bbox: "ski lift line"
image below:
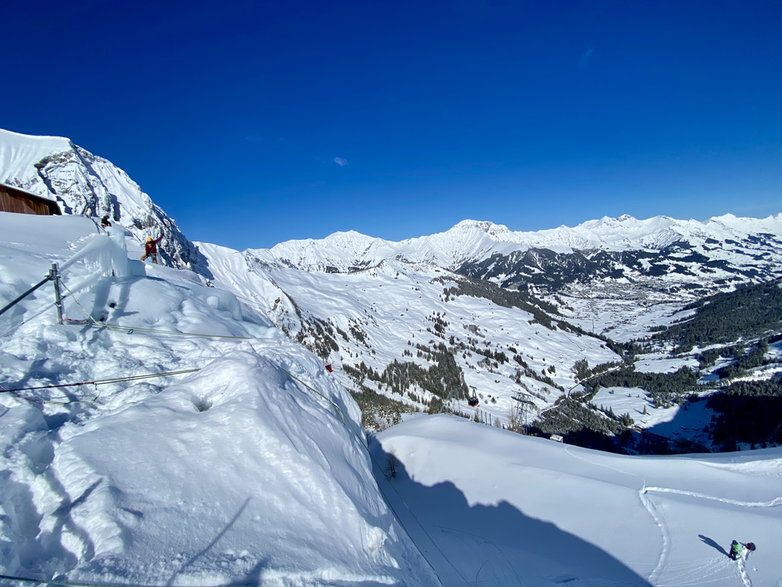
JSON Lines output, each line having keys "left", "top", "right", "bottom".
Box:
{"left": 0, "top": 368, "right": 201, "bottom": 395}
{"left": 279, "top": 367, "right": 355, "bottom": 430}
{"left": 64, "top": 319, "right": 254, "bottom": 340}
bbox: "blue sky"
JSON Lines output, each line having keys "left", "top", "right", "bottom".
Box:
{"left": 3, "top": 0, "right": 781, "bottom": 249}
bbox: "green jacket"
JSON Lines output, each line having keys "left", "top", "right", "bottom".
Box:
{"left": 730, "top": 541, "right": 743, "bottom": 556}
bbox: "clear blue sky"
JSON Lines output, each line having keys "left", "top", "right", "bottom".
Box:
{"left": 3, "top": 0, "right": 781, "bottom": 249}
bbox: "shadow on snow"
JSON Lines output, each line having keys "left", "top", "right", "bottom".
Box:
{"left": 371, "top": 438, "right": 650, "bottom": 586}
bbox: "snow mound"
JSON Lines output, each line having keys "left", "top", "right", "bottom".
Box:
{"left": 0, "top": 212, "right": 435, "bottom": 586}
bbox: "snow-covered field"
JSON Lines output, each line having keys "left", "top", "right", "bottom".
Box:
{"left": 2, "top": 212, "right": 781, "bottom": 586}
{"left": 375, "top": 415, "right": 782, "bottom": 587}
{"left": 634, "top": 354, "right": 700, "bottom": 374}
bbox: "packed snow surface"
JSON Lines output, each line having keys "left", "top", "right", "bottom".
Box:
{"left": 375, "top": 415, "right": 782, "bottom": 586}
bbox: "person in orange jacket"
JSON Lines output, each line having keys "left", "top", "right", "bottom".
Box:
{"left": 141, "top": 235, "right": 164, "bottom": 263}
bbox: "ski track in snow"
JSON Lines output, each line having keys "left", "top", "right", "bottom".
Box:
{"left": 736, "top": 557, "right": 753, "bottom": 587}
{"left": 638, "top": 485, "right": 777, "bottom": 587}
{"left": 639, "top": 487, "right": 669, "bottom": 585}
{"left": 565, "top": 443, "right": 777, "bottom": 586}
{"left": 643, "top": 487, "right": 782, "bottom": 509}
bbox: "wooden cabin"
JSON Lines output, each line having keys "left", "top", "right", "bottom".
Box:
{"left": 0, "top": 183, "right": 61, "bottom": 216}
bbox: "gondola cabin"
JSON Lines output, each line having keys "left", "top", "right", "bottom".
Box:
{"left": 467, "top": 396, "right": 479, "bottom": 407}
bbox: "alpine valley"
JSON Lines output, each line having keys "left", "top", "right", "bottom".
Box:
{"left": 3, "top": 127, "right": 782, "bottom": 455}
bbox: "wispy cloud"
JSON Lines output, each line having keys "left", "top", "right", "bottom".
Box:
{"left": 578, "top": 48, "right": 594, "bottom": 67}
{"left": 333, "top": 157, "right": 348, "bottom": 167}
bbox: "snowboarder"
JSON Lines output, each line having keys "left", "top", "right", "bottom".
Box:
{"left": 141, "top": 235, "right": 164, "bottom": 264}
{"left": 100, "top": 215, "right": 111, "bottom": 228}
{"left": 728, "top": 540, "right": 756, "bottom": 560}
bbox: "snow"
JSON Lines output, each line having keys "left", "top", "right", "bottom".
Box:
{"left": 589, "top": 386, "right": 715, "bottom": 439}
{"left": 200, "top": 247, "right": 620, "bottom": 425}
{"left": 1, "top": 206, "right": 781, "bottom": 585}
{"left": 0, "top": 129, "right": 72, "bottom": 190}
{"left": 245, "top": 211, "right": 782, "bottom": 274}
{"left": 634, "top": 354, "right": 699, "bottom": 374}
{"left": 0, "top": 212, "right": 434, "bottom": 586}
{"left": 0, "top": 128, "right": 207, "bottom": 272}
{"left": 375, "top": 415, "right": 782, "bottom": 586}
{"left": 592, "top": 387, "right": 663, "bottom": 421}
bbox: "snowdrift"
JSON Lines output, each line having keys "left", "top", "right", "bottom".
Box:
{"left": 0, "top": 213, "right": 435, "bottom": 586}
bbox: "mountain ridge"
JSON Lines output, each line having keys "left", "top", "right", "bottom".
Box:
{"left": 246, "top": 212, "right": 782, "bottom": 275}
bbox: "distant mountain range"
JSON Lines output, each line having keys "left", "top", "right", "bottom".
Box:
{"left": 3, "top": 127, "right": 781, "bottom": 452}
{"left": 253, "top": 214, "right": 782, "bottom": 274}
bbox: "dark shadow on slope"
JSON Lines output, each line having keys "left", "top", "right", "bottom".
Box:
{"left": 640, "top": 395, "right": 713, "bottom": 454}
{"left": 698, "top": 534, "right": 728, "bottom": 557}
{"left": 371, "top": 439, "right": 650, "bottom": 586}
{"left": 88, "top": 275, "right": 140, "bottom": 323}
{"left": 165, "top": 497, "right": 252, "bottom": 586}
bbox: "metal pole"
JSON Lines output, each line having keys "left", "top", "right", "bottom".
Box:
{"left": 0, "top": 273, "right": 52, "bottom": 318}
{"left": 50, "top": 263, "right": 63, "bottom": 324}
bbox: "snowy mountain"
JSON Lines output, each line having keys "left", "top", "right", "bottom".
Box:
{"left": 2, "top": 129, "right": 782, "bottom": 584}
{"left": 0, "top": 129, "right": 210, "bottom": 276}
{"left": 198, "top": 211, "right": 782, "bottom": 447}
{"left": 246, "top": 214, "right": 782, "bottom": 344}
{"left": 1, "top": 213, "right": 780, "bottom": 586}
{"left": 251, "top": 214, "right": 782, "bottom": 278}
{"left": 202, "top": 240, "right": 622, "bottom": 430}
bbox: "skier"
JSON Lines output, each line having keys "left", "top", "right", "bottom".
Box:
{"left": 728, "top": 540, "right": 756, "bottom": 560}
{"left": 100, "top": 215, "right": 111, "bottom": 229}
{"left": 141, "top": 235, "right": 164, "bottom": 264}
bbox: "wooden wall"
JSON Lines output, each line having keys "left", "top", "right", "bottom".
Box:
{"left": 0, "top": 185, "right": 60, "bottom": 215}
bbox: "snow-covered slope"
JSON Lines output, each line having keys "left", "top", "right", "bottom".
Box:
{"left": 243, "top": 214, "right": 782, "bottom": 344}
{"left": 201, "top": 242, "right": 621, "bottom": 430}
{"left": 375, "top": 414, "right": 782, "bottom": 586}
{"left": 0, "top": 128, "right": 210, "bottom": 275}
{"left": 0, "top": 213, "right": 435, "bottom": 585}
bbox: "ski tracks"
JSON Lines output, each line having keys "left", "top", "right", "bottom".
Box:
{"left": 638, "top": 486, "right": 668, "bottom": 585}
{"left": 643, "top": 486, "right": 782, "bottom": 509}
{"left": 639, "top": 486, "right": 776, "bottom": 586}
{"left": 736, "top": 557, "right": 753, "bottom": 587}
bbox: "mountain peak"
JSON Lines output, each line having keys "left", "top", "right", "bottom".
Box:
{"left": 451, "top": 219, "right": 510, "bottom": 235}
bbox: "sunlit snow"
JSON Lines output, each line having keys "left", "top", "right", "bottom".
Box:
{"left": 1, "top": 212, "right": 780, "bottom": 586}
